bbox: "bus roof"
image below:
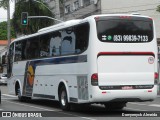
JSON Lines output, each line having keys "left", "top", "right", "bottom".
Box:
{"left": 85, "top": 13, "right": 152, "bottom": 20}
{"left": 11, "top": 14, "right": 152, "bottom": 44}
{"left": 38, "top": 19, "right": 82, "bottom": 33}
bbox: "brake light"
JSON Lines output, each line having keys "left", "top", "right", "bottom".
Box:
{"left": 91, "top": 73, "right": 98, "bottom": 86}
{"left": 154, "top": 72, "right": 158, "bottom": 79}
{"left": 154, "top": 72, "right": 158, "bottom": 84}
{"left": 120, "top": 16, "right": 131, "bottom": 19}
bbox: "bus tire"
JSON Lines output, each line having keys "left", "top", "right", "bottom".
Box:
{"left": 59, "top": 86, "right": 70, "bottom": 111}
{"left": 17, "top": 88, "right": 29, "bottom": 102}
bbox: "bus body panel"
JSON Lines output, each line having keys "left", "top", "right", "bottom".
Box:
{"left": 97, "top": 55, "right": 155, "bottom": 86}
{"left": 87, "top": 14, "right": 158, "bottom": 103}
{"left": 32, "top": 60, "right": 88, "bottom": 101}
{"left": 90, "top": 85, "right": 157, "bottom": 102}
{"left": 8, "top": 61, "right": 27, "bottom": 95}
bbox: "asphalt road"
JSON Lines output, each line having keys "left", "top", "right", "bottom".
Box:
{"left": 0, "top": 85, "right": 160, "bottom": 120}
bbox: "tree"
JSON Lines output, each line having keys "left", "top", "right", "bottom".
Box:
{"left": 0, "top": 21, "right": 16, "bottom": 40}
{"left": 157, "top": 5, "right": 160, "bottom": 12}
{"left": 0, "top": 0, "right": 7, "bottom": 9}
{"left": 12, "top": 0, "right": 54, "bottom": 35}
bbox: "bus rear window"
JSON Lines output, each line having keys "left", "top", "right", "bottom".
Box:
{"left": 96, "top": 16, "right": 153, "bottom": 43}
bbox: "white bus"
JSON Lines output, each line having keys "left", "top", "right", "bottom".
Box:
{"left": 7, "top": 14, "right": 158, "bottom": 110}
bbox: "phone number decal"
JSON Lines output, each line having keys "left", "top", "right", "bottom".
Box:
{"left": 113, "top": 35, "right": 148, "bottom": 42}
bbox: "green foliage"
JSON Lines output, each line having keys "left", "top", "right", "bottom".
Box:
{"left": 12, "top": 0, "right": 54, "bottom": 35}
{"left": 157, "top": 5, "right": 160, "bottom": 12}
{"left": 0, "top": 0, "right": 8, "bottom": 9}
{"left": 0, "top": 21, "right": 16, "bottom": 40}
{"left": 0, "top": 0, "right": 13, "bottom": 9}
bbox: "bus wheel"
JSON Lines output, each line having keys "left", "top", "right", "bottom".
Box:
{"left": 59, "top": 86, "right": 70, "bottom": 111}
{"left": 17, "top": 88, "right": 26, "bottom": 102}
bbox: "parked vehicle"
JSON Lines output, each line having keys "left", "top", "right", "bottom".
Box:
{"left": 0, "top": 73, "right": 7, "bottom": 85}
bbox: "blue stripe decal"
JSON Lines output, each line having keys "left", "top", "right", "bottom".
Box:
{"left": 33, "top": 55, "right": 87, "bottom": 66}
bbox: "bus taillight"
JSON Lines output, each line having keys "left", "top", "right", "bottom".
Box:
{"left": 91, "top": 73, "right": 98, "bottom": 86}
{"left": 119, "top": 16, "right": 131, "bottom": 19}
{"left": 154, "top": 72, "right": 159, "bottom": 84}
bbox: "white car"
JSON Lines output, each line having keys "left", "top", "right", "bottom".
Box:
{"left": 0, "top": 73, "right": 7, "bottom": 85}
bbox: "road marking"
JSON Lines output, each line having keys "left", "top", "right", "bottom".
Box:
{"left": 2, "top": 94, "right": 17, "bottom": 98}
{"left": 3, "top": 100, "right": 96, "bottom": 120}
{"left": 129, "top": 102, "right": 160, "bottom": 108}
{"left": 2, "top": 98, "right": 17, "bottom": 100}
{"left": 125, "top": 107, "right": 147, "bottom": 111}
{"left": 4, "top": 100, "right": 56, "bottom": 111}
{"left": 128, "top": 102, "right": 147, "bottom": 106}
{"left": 149, "top": 104, "right": 160, "bottom": 107}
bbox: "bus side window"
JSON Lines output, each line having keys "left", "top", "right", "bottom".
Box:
{"left": 7, "top": 43, "right": 14, "bottom": 78}
{"left": 15, "top": 41, "right": 23, "bottom": 61}
{"left": 24, "top": 37, "right": 40, "bottom": 59}
{"left": 30, "top": 42, "right": 39, "bottom": 59}
{"left": 61, "top": 27, "right": 76, "bottom": 55}
{"left": 50, "top": 31, "right": 62, "bottom": 56}
{"left": 24, "top": 40, "right": 31, "bottom": 59}
{"left": 40, "top": 33, "right": 50, "bottom": 57}
{"left": 75, "top": 23, "right": 89, "bottom": 53}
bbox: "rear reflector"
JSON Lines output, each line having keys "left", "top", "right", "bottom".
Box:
{"left": 148, "top": 90, "right": 152, "bottom": 92}
{"left": 102, "top": 91, "right": 107, "bottom": 94}
{"left": 91, "top": 73, "right": 98, "bottom": 86}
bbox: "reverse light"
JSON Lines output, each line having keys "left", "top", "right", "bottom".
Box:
{"left": 91, "top": 73, "right": 98, "bottom": 86}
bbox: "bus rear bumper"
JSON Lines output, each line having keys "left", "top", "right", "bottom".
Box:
{"left": 90, "top": 85, "right": 157, "bottom": 103}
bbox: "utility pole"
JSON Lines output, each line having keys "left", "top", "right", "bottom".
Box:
{"left": 7, "top": 0, "right": 11, "bottom": 48}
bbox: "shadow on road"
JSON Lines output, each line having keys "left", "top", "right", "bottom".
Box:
{"left": 10, "top": 99, "right": 154, "bottom": 117}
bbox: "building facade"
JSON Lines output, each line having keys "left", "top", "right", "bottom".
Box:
{"left": 44, "top": 0, "right": 61, "bottom": 22}
{"left": 62, "top": 0, "right": 100, "bottom": 20}
{"left": 45, "top": 0, "right": 100, "bottom": 20}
